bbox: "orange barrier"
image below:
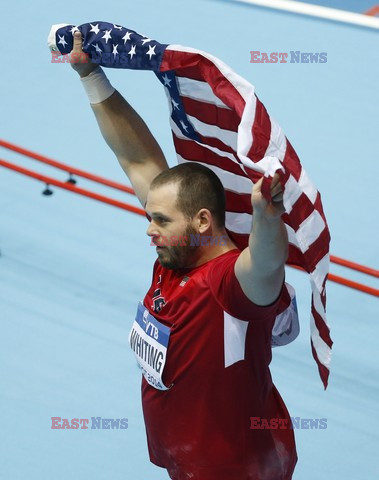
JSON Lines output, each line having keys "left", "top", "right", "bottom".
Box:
{"left": 289, "top": 265, "right": 378, "bottom": 297}
{"left": 2, "top": 139, "right": 379, "bottom": 278}
{"left": 0, "top": 139, "right": 134, "bottom": 195}
{"left": 365, "top": 5, "right": 379, "bottom": 16}
{"left": 329, "top": 255, "right": 378, "bottom": 278}
{"left": 0, "top": 158, "right": 144, "bottom": 216}
{"left": 1, "top": 141, "right": 378, "bottom": 297}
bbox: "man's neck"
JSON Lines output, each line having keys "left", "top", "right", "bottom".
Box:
{"left": 187, "top": 230, "right": 238, "bottom": 268}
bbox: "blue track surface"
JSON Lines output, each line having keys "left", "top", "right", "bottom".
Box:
{"left": 1, "top": 1, "right": 378, "bottom": 479}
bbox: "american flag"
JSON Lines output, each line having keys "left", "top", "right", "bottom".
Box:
{"left": 48, "top": 21, "right": 332, "bottom": 388}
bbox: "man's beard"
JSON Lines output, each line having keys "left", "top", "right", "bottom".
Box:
{"left": 156, "top": 223, "right": 199, "bottom": 270}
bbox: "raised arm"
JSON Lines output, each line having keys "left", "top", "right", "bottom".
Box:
{"left": 234, "top": 174, "right": 288, "bottom": 306}
{"left": 70, "top": 31, "right": 169, "bottom": 206}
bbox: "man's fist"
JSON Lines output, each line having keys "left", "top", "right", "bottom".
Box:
{"left": 251, "top": 173, "right": 285, "bottom": 220}
{"left": 70, "top": 31, "right": 98, "bottom": 78}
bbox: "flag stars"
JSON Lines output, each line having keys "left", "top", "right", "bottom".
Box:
{"left": 92, "top": 43, "right": 102, "bottom": 54}
{"left": 112, "top": 44, "right": 119, "bottom": 58}
{"left": 102, "top": 29, "right": 112, "bottom": 43}
{"left": 122, "top": 31, "right": 133, "bottom": 43}
{"left": 171, "top": 98, "right": 180, "bottom": 110}
{"left": 90, "top": 23, "right": 100, "bottom": 35}
{"left": 128, "top": 44, "right": 137, "bottom": 59}
{"left": 162, "top": 74, "right": 172, "bottom": 87}
{"left": 180, "top": 121, "right": 189, "bottom": 132}
{"left": 113, "top": 24, "right": 123, "bottom": 30}
{"left": 141, "top": 37, "right": 151, "bottom": 45}
{"left": 58, "top": 34, "right": 68, "bottom": 48}
{"left": 70, "top": 26, "right": 79, "bottom": 34}
{"left": 146, "top": 44, "right": 156, "bottom": 60}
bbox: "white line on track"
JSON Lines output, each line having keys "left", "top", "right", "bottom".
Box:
{"left": 232, "top": 0, "right": 379, "bottom": 29}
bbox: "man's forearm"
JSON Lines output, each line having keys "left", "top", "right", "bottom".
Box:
{"left": 249, "top": 214, "right": 288, "bottom": 276}
{"left": 90, "top": 90, "right": 167, "bottom": 170}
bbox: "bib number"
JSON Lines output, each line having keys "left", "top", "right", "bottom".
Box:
{"left": 129, "top": 302, "right": 172, "bottom": 391}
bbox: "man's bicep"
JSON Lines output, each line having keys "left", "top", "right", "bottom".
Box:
{"left": 234, "top": 247, "right": 285, "bottom": 307}
{"left": 209, "top": 252, "right": 283, "bottom": 322}
{"left": 121, "top": 159, "right": 169, "bottom": 207}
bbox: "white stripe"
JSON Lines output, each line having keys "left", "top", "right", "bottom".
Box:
{"left": 167, "top": 45, "right": 256, "bottom": 101}
{"left": 264, "top": 117, "right": 287, "bottom": 161}
{"left": 225, "top": 211, "right": 252, "bottom": 235}
{"left": 311, "top": 254, "right": 330, "bottom": 294}
{"left": 297, "top": 210, "right": 325, "bottom": 252}
{"left": 310, "top": 320, "right": 331, "bottom": 368}
{"left": 176, "top": 76, "right": 231, "bottom": 109}
{"left": 171, "top": 121, "right": 240, "bottom": 165}
{"left": 283, "top": 174, "right": 302, "bottom": 214}
{"left": 224, "top": 312, "right": 249, "bottom": 367}
{"left": 310, "top": 283, "right": 331, "bottom": 368}
{"left": 233, "top": 0, "right": 379, "bottom": 30}
{"left": 187, "top": 114, "right": 238, "bottom": 150}
{"left": 237, "top": 92, "right": 257, "bottom": 164}
{"left": 170, "top": 119, "right": 232, "bottom": 157}
{"left": 285, "top": 224, "right": 298, "bottom": 247}
{"left": 167, "top": 45, "right": 262, "bottom": 175}
{"left": 176, "top": 154, "right": 253, "bottom": 194}
{"left": 310, "top": 311, "right": 331, "bottom": 368}
{"left": 311, "top": 282, "right": 328, "bottom": 325}
{"left": 298, "top": 168, "right": 318, "bottom": 204}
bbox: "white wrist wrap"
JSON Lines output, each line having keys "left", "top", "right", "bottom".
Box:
{"left": 80, "top": 67, "right": 115, "bottom": 104}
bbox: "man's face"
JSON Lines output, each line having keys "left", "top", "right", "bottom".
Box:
{"left": 145, "top": 183, "right": 199, "bottom": 269}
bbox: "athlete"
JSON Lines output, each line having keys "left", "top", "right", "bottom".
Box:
{"left": 68, "top": 31, "right": 297, "bottom": 480}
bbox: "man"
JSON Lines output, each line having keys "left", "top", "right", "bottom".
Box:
{"left": 68, "top": 31, "right": 297, "bottom": 479}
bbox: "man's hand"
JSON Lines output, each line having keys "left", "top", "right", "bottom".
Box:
{"left": 70, "top": 31, "right": 98, "bottom": 78}
{"left": 251, "top": 173, "right": 285, "bottom": 220}
{"left": 235, "top": 172, "right": 288, "bottom": 306}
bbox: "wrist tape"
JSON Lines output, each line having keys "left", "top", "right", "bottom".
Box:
{"left": 80, "top": 67, "right": 115, "bottom": 104}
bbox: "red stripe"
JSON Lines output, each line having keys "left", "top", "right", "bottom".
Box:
{"left": 283, "top": 140, "right": 301, "bottom": 181}
{"left": 281, "top": 192, "right": 316, "bottom": 231}
{"left": 277, "top": 285, "right": 291, "bottom": 314}
{"left": 181, "top": 96, "right": 240, "bottom": 132}
{"left": 306, "top": 228, "right": 331, "bottom": 270}
{"left": 173, "top": 135, "right": 246, "bottom": 177}
{"left": 314, "top": 191, "right": 329, "bottom": 226}
{"left": 311, "top": 342, "right": 330, "bottom": 390}
{"left": 196, "top": 132, "right": 238, "bottom": 157}
{"left": 162, "top": 48, "right": 331, "bottom": 389}
{"left": 311, "top": 301, "right": 333, "bottom": 349}
{"left": 287, "top": 227, "right": 330, "bottom": 271}
{"left": 225, "top": 190, "right": 252, "bottom": 214}
{"left": 174, "top": 66, "right": 206, "bottom": 82}
{"left": 247, "top": 97, "right": 272, "bottom": 162}
{"left": 161, "top": 50, "right": 246, "bottom": 116}
{"left": 225, "top": 230, "right": 249, "bottom": 250}
{"left": 243, "top": 165, "right": 270, "bottom": 184}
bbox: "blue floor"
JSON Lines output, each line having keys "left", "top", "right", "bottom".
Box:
{"left": 1, "top": 1, "right": 378, "bottom": 479}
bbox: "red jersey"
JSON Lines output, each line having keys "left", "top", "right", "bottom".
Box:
{"left": 134, "top": 249, "right": 297, "bottom": 480}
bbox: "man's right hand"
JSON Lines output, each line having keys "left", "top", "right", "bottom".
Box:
{"left": 70, "top": 31, "right": 98, "bottom": 78}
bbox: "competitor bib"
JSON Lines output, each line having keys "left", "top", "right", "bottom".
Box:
{"left": 128, "top": 302, "right": 172, "bottom": 391}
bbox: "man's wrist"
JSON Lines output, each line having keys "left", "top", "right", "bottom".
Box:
{"left": 80, "top": 67, "right": 116, "bottom": 104}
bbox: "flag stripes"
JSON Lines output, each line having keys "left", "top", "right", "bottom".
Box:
{"left": 49, "top": 21, "right": 332, "bottom": 387}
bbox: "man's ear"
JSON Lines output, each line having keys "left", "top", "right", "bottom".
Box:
{"left": 197, "top": 209, "right": 212, "bottom": 233}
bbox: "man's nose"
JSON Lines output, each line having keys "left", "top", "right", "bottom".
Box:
{"left": 146, "top": 222, "right": 159, "bottom": 238}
